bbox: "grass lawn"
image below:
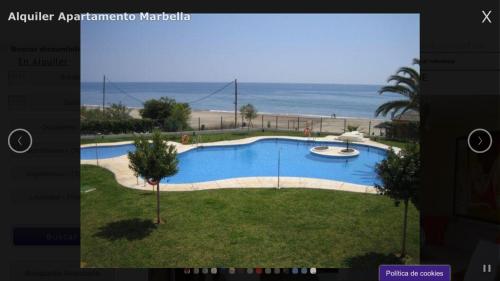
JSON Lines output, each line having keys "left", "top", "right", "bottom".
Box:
{"left": 81, "top": 130, "right": 417, "bottom": 149}
{"left": 370, "top": 139, "right": 416, "bottom": 149}
{"left": 81, "top": 165, "right": 419, "bottom": 268}
{"left": 80, "top": 184, "right": 95, "bottom": 193}
{"left": 80, "top": 130, "right": 326, "bottom": 145}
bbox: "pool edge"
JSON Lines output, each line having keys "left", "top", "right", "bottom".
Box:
{"left": 81, "top": 135, "right": 393, "bottom": 193}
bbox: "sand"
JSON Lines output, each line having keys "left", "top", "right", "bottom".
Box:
{"left": 85, "top": 105, "right": 386, "bottom": 136}
{"left": 188, "top": 110, "right": 385, "bottom": 135}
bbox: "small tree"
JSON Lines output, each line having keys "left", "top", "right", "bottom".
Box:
{"left": 240, "top": 104, "right": 257, "bottom": 131}
{"left": 128, "top": 130, "right": 179, "bottom": 224}
{"left": 375, "top": 144, "right": 419, "bottom": 257}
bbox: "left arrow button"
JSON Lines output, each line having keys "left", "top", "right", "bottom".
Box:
{"left": 8, "top": 128, "right": 32, "bottom": 154}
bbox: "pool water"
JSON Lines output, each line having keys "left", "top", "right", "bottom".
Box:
{"left": 81, "top": 144, "right": 135, "bottom": 159}
{"left": 81, "top": 139, "right": 386, "bottom": 186}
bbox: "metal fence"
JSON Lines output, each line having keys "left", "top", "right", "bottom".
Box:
{"left": 188, "top": 114, "right": 385, "bottom": 136}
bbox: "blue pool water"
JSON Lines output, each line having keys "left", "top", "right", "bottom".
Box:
{"left": 81, "top": 139, "right": 386, "bottom": 186}
{"left": 81, "top": 144, "right": 136, "bottom": 160}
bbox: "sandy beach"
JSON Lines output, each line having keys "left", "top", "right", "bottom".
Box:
{"left": 85, "top": 105, "right": 385, "bottom": 136}
{"left": 187, "top": 110, "right": 384, "bottom": 135}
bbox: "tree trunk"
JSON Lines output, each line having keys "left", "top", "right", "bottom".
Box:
{"left": 156, "top": 183, "right": 160, "bottom": 224}
{"left": 401, "top": 199, "right": 409, "bottom": 257}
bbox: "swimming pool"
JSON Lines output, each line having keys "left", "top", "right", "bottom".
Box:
{"left": 81, "top": 139, "right": 386, "bottom": 186}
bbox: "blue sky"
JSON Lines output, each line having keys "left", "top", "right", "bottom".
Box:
{"left": 81, "top": 14, "right": 419, "bottom": 84}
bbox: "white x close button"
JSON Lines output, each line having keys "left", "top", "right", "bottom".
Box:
{"left": 482, "top": 10, "right": 493, "bottom": 23}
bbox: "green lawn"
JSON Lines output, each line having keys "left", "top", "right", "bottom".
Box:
{"left": 370, "top": 139, "right": 416, "bottom": 149}
{"left": 80, "top": 184, "right": 95, "bottom": 193}
{"left": 81, "top": 165, "right": 419, "bottom": 268}
{"left": 80, "top": 130, "right": 322, "bottom": 145}
{"left": 81, "top": 130, "right": 416, "bottom": 149}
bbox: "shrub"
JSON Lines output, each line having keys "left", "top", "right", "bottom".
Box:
{"left": 81, "top": 118, "right": 154, "bottom": 134}
{"left": 140, "top": 97, "right": 191, "bottom": 132}
{"left": 140, "top": 97, "right": 175, "bottom": 120}
{"left": 107, "top": 103, "right": 132, "bottom": 120}
{"left": 383, "top": 121, "right": 419, "bottom": 141}
{"left": 81, "top": 103, "right": 131, "bottom": 121}
{"left": 347, "top": 125, "right": 359, "bottom": 132}
{"left": 163, "top": 103, "right": 191, "bottom": 131}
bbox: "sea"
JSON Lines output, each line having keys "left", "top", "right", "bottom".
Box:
{"left": 81, "top": 82, "right": 400, "bottom": 119}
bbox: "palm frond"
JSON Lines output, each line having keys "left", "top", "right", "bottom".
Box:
{"left": 374, "top": 99, "right": 413, "bottom": 118}
{"left": 395, "top": 106, "right": 414, "bottom": 120}
{"left": 378, "top": 85, "right": 412, "bottom": 97}
{"left": 387, "top": 75, "right": 418, "bottom": 93}
{"left": 376, "top": 60, "right": 420, "bottom": 118}
{"left": 396, "top": 67, "right": 420, "bottom": 81}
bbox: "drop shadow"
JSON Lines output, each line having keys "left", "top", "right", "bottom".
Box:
{"left": 344, "top": 252, "right": 403, "bottom": 268}
{"left": 93, "top": 218, "right": 157, "bottom": 241}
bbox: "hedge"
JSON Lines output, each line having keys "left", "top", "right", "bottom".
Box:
{"left": 81, "top": 118, "right": 155, "bottom": 134}
{"left": 384, "top": 121, "right": 419, "bottom": 141}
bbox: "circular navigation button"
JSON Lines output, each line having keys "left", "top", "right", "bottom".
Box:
{"left": 8, "top": 128, "right": 33, "bottom": 154}
{"left": 467, "top": 128, "right": 492, "bottom": 154}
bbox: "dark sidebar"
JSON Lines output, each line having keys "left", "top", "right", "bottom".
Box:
{"left": 419, "top": 1, "right": 500, "bottom": 281}
{"left": 3, "top": 8, "right": 148, "bottom": 281}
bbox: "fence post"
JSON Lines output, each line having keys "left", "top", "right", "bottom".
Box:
{"left": 198, "top": 117, "right": 201, "bottom": 131}
{"left": 275, "top": 116, "right": 278, "bottom": 130}
{"left": 320, "top": 117, "right": 323, "bottom": 134}
{"left": 344, "top": 119, "right": 347, "bottom": 132}
{"left": 297, "top": 116, "right": 300, "bottom": 130}
{"left": 368, "top": 120, "right": 372, "bottom": 136}
{"left": 261, "top": 115, "right": 264, "bottom": 130}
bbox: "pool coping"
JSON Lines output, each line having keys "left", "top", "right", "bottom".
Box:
{"left": 81, "top": 135, "right": 399, "bottom": 193}
{"left": 310, "top": 146, "right": 360, "bottom": 158}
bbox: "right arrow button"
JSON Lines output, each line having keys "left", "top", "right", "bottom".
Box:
{"left": 468, "top": 128, "right": 492, "bottom": 154}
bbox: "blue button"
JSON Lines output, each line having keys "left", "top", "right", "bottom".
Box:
{"left": 13, "top": 227, "right": 79, "bottom": 245}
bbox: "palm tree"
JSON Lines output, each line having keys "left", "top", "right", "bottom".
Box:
{"left": 375, "top": 59, "right": 420, "bottom": 118}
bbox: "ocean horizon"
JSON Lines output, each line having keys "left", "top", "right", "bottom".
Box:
{"left": 81, "top": 81, "right": 401, "bottom": 119}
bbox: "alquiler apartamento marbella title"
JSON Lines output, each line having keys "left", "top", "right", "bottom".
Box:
{"left": 8, "top": 12, "right": 191, "bottom": 23}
